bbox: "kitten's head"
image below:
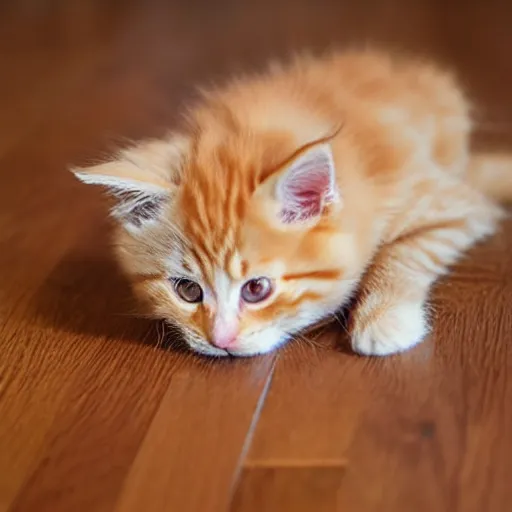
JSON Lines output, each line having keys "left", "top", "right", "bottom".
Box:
{"left": 73, "top": 128, "right": 363, "bottom": 357}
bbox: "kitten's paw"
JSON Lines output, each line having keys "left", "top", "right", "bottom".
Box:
{"left": 350, "top": 299, "right": 428, "bottom": 356}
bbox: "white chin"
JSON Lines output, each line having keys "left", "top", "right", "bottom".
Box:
{"left": 226, "top": 347, "right": 268, "bottom": 357}
{"left": 187, "top": 341, "right": 229, "bottom": 357}
{"left": 185, "top": 329, "right": 289, "bottom": 358}
{"left": 189, "top": 343, "right": 277, "bottom": 358}
{"left": 226, "top": 332, "right": 289, "bottom": 357}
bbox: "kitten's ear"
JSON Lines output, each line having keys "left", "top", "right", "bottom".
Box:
{"left": 72, "top": 137, "right": 187, "bottom": 228}
{"left": 72, "top": 160, "right": 172, "bottom": 228}
{"left": 273, "top": 142, "right": 340, "bottom": 224}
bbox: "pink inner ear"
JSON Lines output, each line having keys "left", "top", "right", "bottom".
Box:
{"left": 278, "top": 145, "right": 337, "bottom": 224}
{"left": 281, "top": 171, "right": 330, "bottom": 223}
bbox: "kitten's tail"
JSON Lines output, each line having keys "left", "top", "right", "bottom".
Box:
{"left": 468, "top": 153, "right": 512, "bottom": 202}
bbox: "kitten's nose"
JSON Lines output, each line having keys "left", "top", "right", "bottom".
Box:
{"left": 211, "top": 315, "right": 239, "bottom": 348}
{"left": 211, "top": 332, "right": 237, "bottom": 349}
{"left": 211, "top": 321, "right": 238, "bottom": 349}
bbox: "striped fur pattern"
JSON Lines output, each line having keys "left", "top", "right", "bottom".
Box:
{"left": 74, "top": 49, "right": 510, "bottom": 357}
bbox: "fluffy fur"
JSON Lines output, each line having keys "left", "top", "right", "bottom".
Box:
{"left": 73, "top": 49, "right": 512, "bottom": 357}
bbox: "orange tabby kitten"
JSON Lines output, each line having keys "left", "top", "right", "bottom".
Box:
{"left": 73, "top": 49, "right": 512, "bottom": 357}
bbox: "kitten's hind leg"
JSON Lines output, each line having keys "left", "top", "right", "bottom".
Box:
{"left": 349, "top": 189, "right": 503, "bottom": 356}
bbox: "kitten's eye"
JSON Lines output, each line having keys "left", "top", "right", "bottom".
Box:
{"left": 241, "top": 277, "right": 273, "bottom": 304}
{"left": 173, "top": 279, "right": 203, "bottom": 303}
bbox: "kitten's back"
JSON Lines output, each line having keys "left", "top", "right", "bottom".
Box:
{"left": 197, "top": 49, "right": 471, "bottom": 180}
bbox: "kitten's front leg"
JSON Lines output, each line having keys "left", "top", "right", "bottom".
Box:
{"left": 349, "top": 194, "right": 502, "bottom": 356}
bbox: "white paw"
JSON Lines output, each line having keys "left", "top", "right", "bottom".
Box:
{"left": 350, "top": 300, "right": 429, "bottom": 356}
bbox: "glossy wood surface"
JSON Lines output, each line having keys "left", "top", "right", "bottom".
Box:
{"left": 0, "top": 1, "right": 511, "bottom": 511}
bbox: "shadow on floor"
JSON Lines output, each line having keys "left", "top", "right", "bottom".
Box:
{"left": 27, "top": 223, "right": 191, "bottom": 355}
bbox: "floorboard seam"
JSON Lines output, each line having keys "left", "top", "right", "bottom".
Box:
{"left": 225, "top": 355, "right": 278, "bottom": 511}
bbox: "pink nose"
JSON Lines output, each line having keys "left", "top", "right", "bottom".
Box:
{"left": 211, "top": 332, "right": 237, "bottom": 349}
{"left": 212, "top": 317, "right": 238, "bottom": 348}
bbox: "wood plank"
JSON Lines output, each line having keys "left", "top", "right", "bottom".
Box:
{"left": 231, "top": 465, "right": 345, "bottom": 512}
{"left": 114, "top": 356, "right": 275, "bottom": 512}
{"left": 0, "top": 220, "right": 157, "bottom": 512}
{"left": 9, "top": 329, "right": 184, "bottom": 512}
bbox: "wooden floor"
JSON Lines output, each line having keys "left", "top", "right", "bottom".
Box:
{"left": 1, "top": 1, "right": 511, "bottom": 511}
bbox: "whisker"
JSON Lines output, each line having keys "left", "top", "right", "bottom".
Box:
{"left": 285, "top": 329, "right": 323, "bottom": 350}
{"left": 328, "top": 312, "right": 350, "bottom": 336}
{"left": 152, "top": 321, "right": 165, "bottom": 351}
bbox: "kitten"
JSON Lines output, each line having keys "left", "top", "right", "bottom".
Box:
{"left": 73, "top": 49, "right": 512, "bottom": 357}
